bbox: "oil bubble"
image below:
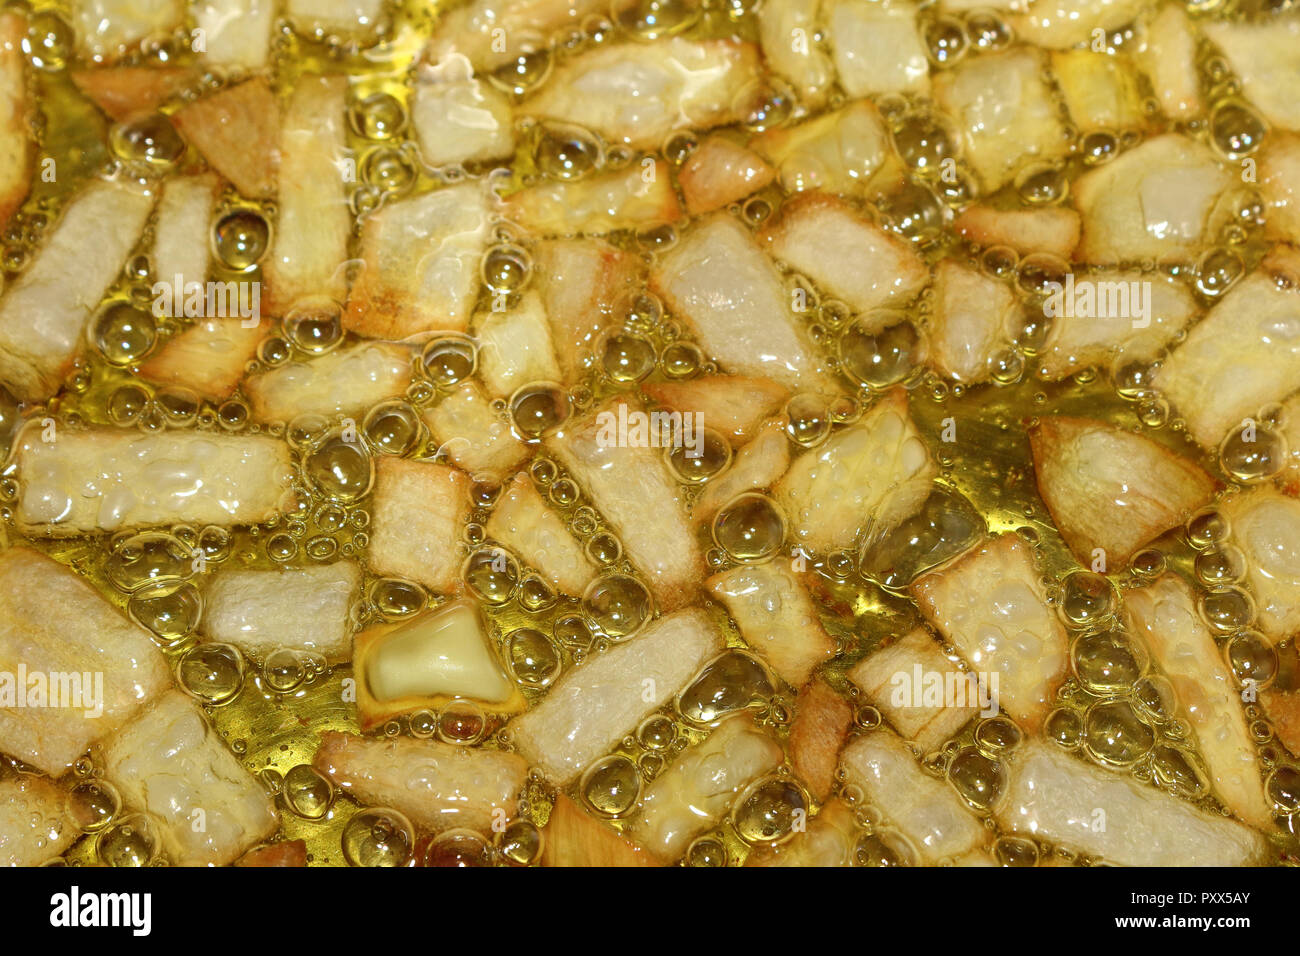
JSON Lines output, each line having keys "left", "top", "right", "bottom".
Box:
{"left": 712, "top": 492, "right": 786, "bottom": 562}
{"left": 601, "top": 332, "right": 656, "bottom": 383}
{"left": 107, "top": 531, "right": 195, "bottom": 592}
{"left": 350, "top": 91, "right": 406, "bottom": 140}
{"left": 363, "top": 400, "right": 424, "bottom": 456}
{"left": 67, "top": 778, "right": 121, "bottom": 834}
{"left": 370, "top": 577, "right": 427, "bottom": 619}
{"left": 581, "top": 754, "right": 641, "bottom": 817}
{"left": 421, "top": 335, "right": 477, "bottom": 387}
{"left": 1059, "top": 570, "right": 1116, "bottom": 627}
{"left": 284, "top": 299, "right": 345, "bottom": 355}
{"left": 509, "top": 382, "right": 570, "bottom": 438}
{"left": 93, "top": 302, "right": 156, "bottom": 365}
{"left": 110, "top": 113, "right": 185, "bottom": 168}
{"left": 582, "top": 574, "right": 652, "bottom": 640}
{"left": 839, "top": 316, "right": 921, "bottom": 389}
{"left": 213, "top": 209, "right": 271, "bottom": 271}
{"left": 422, "top": 828, "right": 493, "bottom": 867}
{"left": 1225, "top": 629, "right": 1277, "bottom": 688}
{"left": 677, "top": 650, "right": 775, "bottom": 724}
{"left": 731, "top": 776, "right": 807, "bottom": 844}
{"left": 304, "top": 435, "right": 374, "bottom": 502}
{"left": 665, "top": 427, "right": 731, "bottom": 482}
{"left": 785, "top": 393, "right": 832, "bottom": 447}
{"left": 128, "top": 580, "right": 202, "bottom": 644}
{"left": 505, "top": 627, "right": 562, "bottom": 687}
{"left": 1084, "top": 699, "right": 1154, "bottom": 766}
{"left": 342, "top": 807, "right": 414, "bottom": 867}
{"left": 946, "top": 747, "right": 1005, "bottom": 810}
{"left": 497, "top": 819, "right": 543, "bottom": 865}
{"left": 534, "top": 122, "right": 603, "bottom": 180}
{"left": 263, "top": 648, "right": 308, "bottom": 693}
{"left": 177, "top": 642, "right": 245, "bottom": 704}
{"left": 96, "top": 813, "right": 161, "bottom": 867}
{"left": 1071, "top": 629, "right": 1146, "bottom": 695}
{"left": 283, "top": 764, "right": 334, "bottom": 820}
{"left": 463, "top": 546, "right": 520, "bottom": 604}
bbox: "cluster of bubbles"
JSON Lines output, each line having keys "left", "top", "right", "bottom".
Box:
{"left": 575, "top": 651, "right": 804, "bottom": 867}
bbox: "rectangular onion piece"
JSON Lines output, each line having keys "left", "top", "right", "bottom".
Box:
{"left": 1028, "top": 416, "right": 1217, "bottom": 568}
{"left": 651, "top": 214, "right": 832, "bottom": 392}
{"left": 506, "top": 609, "right": 724, "bottom": 785}
{"left": 544, "top": 398, "right": 704, "bottom": 609}
{"left": 73, "top": 0, "right": 185, "bottom": 60}
{"left": 952, "top": 205, "right": 1081, "bottom": 261}
{"left": 629, "top": 716, "right": 783, "bottom": 861}
{"left": 100, "top": 690, "right": 279, "bottom": 866}
{"left": 1071, "top": 133, "right": 1232, "bottom": 265}
{"left": 1220, "top": 487, "right": 1300, "bottom": 644}
{"left": 485, "top": 472, "right": 597, "bottom": 598}
{"left": 827, "top": 0, "right": 930, "bottom": 98}
{"left": 926, "top": 259, "right": 1019, "bottom": 384}
{"left": 750, "top": 100, "right": 903, "bottom": 200}
{"left": 520, "top": 38, "right": 761, "bottom": 151}
{"left": 502, "top": 160, "right": 682, "bottom": 237}
{"left": 0, "top": 11, "right": 31, "bottom": 231}
{"left": 840, "top": 728, "right": 987, "bottom": 865}
{"left": 314, "top": 731, "right": 528, "bottom": 834}
{"left": 911, "top": 534, "right": 1068, "bottom": 733}
{"left": 760, "top": 192, "right": 928, "bottom": 314}
{"left": 758, "top": 0, "right": 834, "bottom": 109}
{"left": 643, "top": 375, "right": 789, "bottom": 449}
{"left": 690, "top": 421, "right": 790, "bottom": 523}
{"left": 1049, "top": 49, "right": 1145, "bottom": 133}
{"left": 1259, "top": 133, "right": 1300, "bottom": 245}
{"left": 0, "top": 548, "right": 171, "bottom": 776}
{"left": 200, "top": 562, "right": 361, "bottom": 661}
{"left": 71, "top": 64, "right": 195, "bottom": 122}
{"left": 0, "top": 774, "right": 77, "bottom": 866}
{"left": 243, "top": 342, "right": 414, "bottom": 424}
{"left": 367, "top": 458, "right": 471, "bottom": 595}
{"left": 1036, "top": 271, "right": 1198, "bottom": 381}
{"left": 533, "top": 237, "right": 641, "bottom": 382}
{"left": 705, "top": 561, "right": 836, "bottom": 687}
{"left": 542, "top": 794, "right": 663, "bottom": 867}
{"left": 192, "top": 0, "right": 276, "bottom": 72}
{"left": 0, "top": 179, "right": 154, "bottom": 402}
{"left": 849, "top": 628, "right": 981, "bottom": 753}
{"left": 788, "top": 678, "right": 853, "bottom": 802}
{"left": 1010, "top": 0, "right": 1146, "bottom": 49}
{"left": 263, "top": 74, "right": 350, "bottom": 315}
{"left": 995, "top": 742, "right": 1266, "bottom": 867}
{"left": 775, "top": 387, "right": 936, "bottom": 555}
{"left": 747, "top": 798, "right": 859, "bottom": 867}
{"left": 411, "top": 57, "right": 514, "bottom": 168}
{"left": 346, "top": 181, "right": 492, "bottom": 339}
{"left": 423, "top": 381, "right": 530, "bottom": 484}
{"left": 1126, "top": 573, "right": 1272, "bottom": 828}
{"left": 472, "top": 290, "right": 563, "bottom": 399}
{"left": 15, "top": 427, "right": 293, "bottom": 534}
{"left": 1154, "top": 259, "right": 1300, "bottom": 448}
{"left": 138, "top": 318, "right": 265, "bottom": 403}
{"left": 933, "top": 48, "right": 1067, "bottom": 193}
{"left": 426, "top": 0, "right": 606, "bottom": 73}
{"left": 171, "top": 78, "right": 279, "bottom": 200}
{"left": 1202, "top": 14, "right": 1300, "bottom": 133}
{"left": 678, "top": 136, "right": 775, "bottom": 217}
{"left": 151, "top": 172, "right": 218, "bottom": 309}
{"left": 1133, "top": 4, "right": 1202, "bottom": 121}
{"left": 284, "top": 0, "right": 384, "bottom": 39}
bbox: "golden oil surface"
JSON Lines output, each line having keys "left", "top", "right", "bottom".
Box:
{"left": 0, "top": 0, "right": 1296, "bottom": 867}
